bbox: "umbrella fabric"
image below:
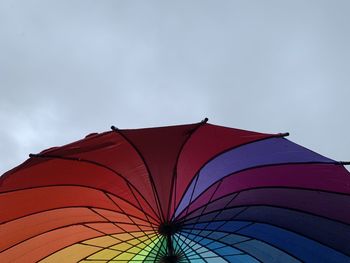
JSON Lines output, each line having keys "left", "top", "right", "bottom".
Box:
{"left": 1, "top": 121, "right": 349, "bottom": 263}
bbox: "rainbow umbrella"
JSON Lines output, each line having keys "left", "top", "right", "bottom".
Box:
{"left": 1, "top": 119, "right": 350, "bottom": 263}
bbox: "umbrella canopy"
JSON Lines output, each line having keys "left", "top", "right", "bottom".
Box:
{"left": 1, "top": 120, "right": 350, "bottom": 263}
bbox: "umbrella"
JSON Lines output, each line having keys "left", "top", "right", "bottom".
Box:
{"left": 1, "top": 119, "right": 349, "bottom": 263}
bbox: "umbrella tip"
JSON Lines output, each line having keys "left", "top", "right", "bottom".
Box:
{"left": 111, "top": 125, "right": 118, "bottom": 131}
{"left": 277, "top": 132, "right": 289, "bottom": 137}
{"left": 339, "top": 161, "right": 350, "bottom": 165}
{"left": 29, "top": 153, "right": 37, "bottom": 158}
{"left": 201, "top": 117, "right": 209, "bottom": 123}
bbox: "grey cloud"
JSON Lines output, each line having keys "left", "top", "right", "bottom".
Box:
{"left": 1, "top": 0, "right": 350, "bottom": 174}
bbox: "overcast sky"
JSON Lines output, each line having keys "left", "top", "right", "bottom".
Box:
{"left": 1, "top": 0, "right": 349, "bottom": 175}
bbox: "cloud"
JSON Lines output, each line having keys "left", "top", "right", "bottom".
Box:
{"left": 1, "top": 0, "right": 349, "bottom": 174}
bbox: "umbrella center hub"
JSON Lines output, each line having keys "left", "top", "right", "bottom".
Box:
{"left": 159, "top": 255, "right": 180, "bottom": 263}
{"left": 158, "top": 222, "right": 181, "bottom": 236}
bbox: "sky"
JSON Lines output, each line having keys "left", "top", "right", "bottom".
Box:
{"left": 0, "top": 0, "right": 349, "bottom": 175}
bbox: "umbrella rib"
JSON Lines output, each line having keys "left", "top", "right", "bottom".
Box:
{"left": 89, "top": 206, "right": 151, "bottom": 236}
{"left": 8, "top": 221, "right": 137, "bottom": 262}
{"left": 139, "top": 234, "right": 165, "bottom": 262}
{"left": 170, "top": 177, "right": 202, "bottom": 254}
{"left": 136, "top": 233, "right": 163, "bottom": 260}
{"left": 178, "top": 191, "right": 305, "bottom": 262}
{"left": 111, "top": 126, "right": 164, "bottom": 223}
{"left": 175, "top": 233, "right": 225, "bottom": 263}
{"left": 81, "top": 232, "right": 158, "bottom": 251}
{"left": 148, "top": 235, "right": 167, "bottom": 261}
{"left": 7, "top": 221, "right": 158, "bottom": 262}
{"left": 0, "top": 219, "right": 110, "bottom": 254}
{"left": 154, "top": 235, "right": 167, "bottom": 261}
{"left": 102, "top": 193, "right": 160, "bottom": 248}
{"left": 0, "top": 184, "right": 160, "bottom": 225}
{"left": 77, "top": 232, "right": 159, "bottom": 262}
{"left": 83, "top": 223, "right": 153, "bottom": 261}
{"left": 125, "top": 183, "right": 160, "bottom": 232}
{"left": 181, "top": 228, "right": 287, "bottom": 263}
{"left": 172, "top": 233, "right": 194, "bottom": 262}
{"left": 179, "top": 192, "right": 247, "bottom": 223}
{"left": 74, "top": 244, "right": 112, "bottom": 262}
{"left": 137, "top": 231, "right": 164, "bottom": 261}
{"left": 181, "top": 172, "right": 201, "bottom": 221}
{"left": 167, "top": 118, "right": 208, "bottom": 221}
{"left": 180, "top": 226, "right": 308, "bottom": 262}
{"left": 180, "top": 226, "right": 303, "bottom": 263}
{"left": 112, "top": 232, "right": 160, "bottom": 261}
{"left": 80, "top": 234, "right": 158, "bottom": 262}
{"left": 179, "top": 186, "right": 350, "bottom": 226}
{"left": 175, "top": 161, "right": 347, "bottom": 221}
{"left": 185, "top": 238, "right": 253, "bottom": 263}
{"left": 0, "top": 205, "right": 157, "bottom": 254}
{"left": 172, "top": 133, "right": 293, "bottom": 218}
{"left": 181, "top": 192, "right": 243, "bottom": 248}
{"left": 173, "top": 234, "right": 200, "bottom": 259}
{"left": 183, "top": 201, "right": 350, "bottom": 229}
{"left": 27, "top": 154, "right": 161, "bottom": 223}
{"left": 41, "top": 228, "right": 159, "bottom": 263}
{"left": 172, "top": 235, "right": 189, "bottom": 262}
{"left": 182, "top": 179, "right": 224, "bottom": 242}
{"left": 102, "top": 185, "right": 160, "bottom": 224}
{"left": 107, "top": 234, "right": 160, "bottom": 262}
{"left": 182, "top": 212, "right": 350, "bottom": 257}
{"left": 0, "top": 204, "right": 154, "bottom": 236}
{"left": 181, "top": 185, "right": 246, "bottom": 252}
{"left": 149, "top": 236, "right": 165, "bottom": 261}
{"left": 185, "top": 217, "right": 253, "bottom": 249}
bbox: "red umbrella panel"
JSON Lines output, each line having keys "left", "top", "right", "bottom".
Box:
{"left": 1, "top": 120, "right": 350, "bottom": 262}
